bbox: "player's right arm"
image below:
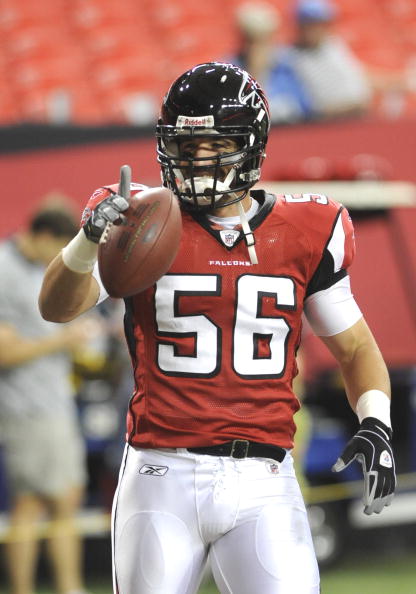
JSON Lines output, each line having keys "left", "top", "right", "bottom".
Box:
{"left": 39, "top": 254, "right": 100, "bottom": 322}
{"left": 39, "top": 184, "right": 129, "bottom": 323}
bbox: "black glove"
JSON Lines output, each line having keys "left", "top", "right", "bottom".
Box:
{"left": 332, "top": 417, "right": 396, "bottom": 515}
{"left": 83, "top": 192, "right": 129, "bottom": 243}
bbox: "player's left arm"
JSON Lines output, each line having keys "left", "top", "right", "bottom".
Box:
{"left": 320, "top": 318, "right": 396, "bottom": 515}
{"left": 320, "top": 317, "right": 390, "bottom": 413}
{"left": 302, "top": 199, "right": 395, "bottom": 515}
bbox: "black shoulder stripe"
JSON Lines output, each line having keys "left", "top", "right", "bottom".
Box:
{"left": 305, "top": 206, "right": 346, "bottom": 297}
{"left": 249, "top": 190, "right": 276, "bottom": 229}
{"left": 306, "top": 267, "right": 347, "bottom": 298}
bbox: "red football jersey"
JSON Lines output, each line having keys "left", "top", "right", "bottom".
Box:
{"left": 90, "top": 188, "right": 354, "bottom": 450}
{"left": 83, "top": 185, "right": 354, "bottom": 448}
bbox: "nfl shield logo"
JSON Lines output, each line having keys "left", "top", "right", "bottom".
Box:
{"left": 220, "top": 229, "right": 240, "bottom": 247}
{"left": 267, "top": 463, "right": 280, "bottom": 475}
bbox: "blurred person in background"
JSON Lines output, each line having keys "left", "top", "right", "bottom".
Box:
{"left": 285, "top": 0, "right": 372, "bottom": 120}
{"left": 229, "top": 1, "right": 313, "bottom": 124}
{"left": 0, "top": 208, "right": 92, "bottom": 594}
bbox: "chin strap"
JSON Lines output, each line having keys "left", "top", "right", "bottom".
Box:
{"left": 238, "top": 200, "right": 258, "bottom": 265}
{"left": 177, "top": 166, "right": 238, "bottom": 206}
{"left": 176, "top": 167, "right": 258, "bottom": 264}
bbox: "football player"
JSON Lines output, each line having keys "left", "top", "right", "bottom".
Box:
{"left": 39, "top": 63, "right": 395, "bottom": 594}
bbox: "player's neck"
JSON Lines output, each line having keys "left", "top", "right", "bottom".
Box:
{"left": 211, "top": 193, "right": 251, "bottom": 218}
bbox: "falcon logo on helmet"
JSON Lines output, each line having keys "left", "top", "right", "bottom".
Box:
{"left": 238, "top": 71, "right": 268, "bottom": 112}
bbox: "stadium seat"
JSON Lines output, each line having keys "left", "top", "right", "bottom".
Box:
{"left": 336, "top": 18, "right": 405, "bottom": 69}
{"left": 379, "top": 0, "right": 416, "bottom": 22}
{"left": 90, "top": 52, "right": 165, "bottom": 91}
{"left": 68, "top": 0, "right": 140, "bottom": 31}
{"left": 99, "top": 87, "right": 160, "bottom": 125}
{"left": 1, "top": 0, "right": 416, "bottom": 125}
{"left": 79, "top": 25, "right": 151, "bottom": 55}
{"left": 0, "top": 87, "right": 22, "bottom": 124}
{"left": 9, "top": 51, "right": 88, "bottom": 91}
{"left": 15, "top": 84, "right": 108, "bottom": 125}
{"left": 335, "top": 0, "right": 378, "bottom": 19}
{"left": 3, "top": 26, "right": 81, "bottom": 71}
{"left": 0, "top": 0, "right": 66, "bottom": 31}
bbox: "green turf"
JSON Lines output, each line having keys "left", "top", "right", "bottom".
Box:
{"left": 319, "top": 554, "right": 416, "bottom": 594}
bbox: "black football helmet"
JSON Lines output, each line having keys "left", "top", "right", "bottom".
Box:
{"left": 156, "top": 62, "right": 270, "bottom": 210}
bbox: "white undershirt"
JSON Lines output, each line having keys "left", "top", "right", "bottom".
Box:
{"left": 207, "top": 198, "right": 260, "bottom": 229}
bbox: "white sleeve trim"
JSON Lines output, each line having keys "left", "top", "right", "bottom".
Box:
{"left": 92, "top": 261, "right": 109, "bottom": 305}
{"left": 304, "top": 275, "right": 362, "bottom": 336}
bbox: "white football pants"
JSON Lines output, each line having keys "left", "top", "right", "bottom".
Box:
{"left": 112, "top": 445, "right": 320, "bottom": 594}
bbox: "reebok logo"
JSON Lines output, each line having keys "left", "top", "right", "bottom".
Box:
{"left": 139, "top": 464, "right": 169, "bottom": 476}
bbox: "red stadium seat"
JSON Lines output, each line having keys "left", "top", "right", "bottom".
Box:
{"left": 68, "top": 0, "right": 141, "bottom": 31}
{"left": 1, "top": 0, "right": 416, "bottom": 125}
{"left": 9, "top": 52, "right": 89, "bottom": 92}
{"left": 16, "top": 84, "right": 108, "bottom": 125}
{"left": 3, "top": 25, "right": 82, "bottom": 68}
{"left": 0, "top": 88, "right": 22, "bottom": 124}
{"left": 379, "top": 0, "right": 416, "bottom": 22}
{"left": 99, "top": 87, "right": 160, "bottom": 125}
{"left": 335, "top": 0, "right": 379, "bottom": 19}
{"left": 0, "top": 0, "right": 66, "bottom": 32}
{"left": 79, "top": 27, "right": 150, "bottom": 58}
{"left": 91, "top": 52, "right": 165, "bottom": 92}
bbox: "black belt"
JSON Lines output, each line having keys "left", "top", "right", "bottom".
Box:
{"left": 187, "top": 439, "right": 286, "bottom": 463}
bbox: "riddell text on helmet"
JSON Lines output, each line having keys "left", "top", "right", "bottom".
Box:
{"left": 176, "top": 115, "right": 215, "bottom": 127}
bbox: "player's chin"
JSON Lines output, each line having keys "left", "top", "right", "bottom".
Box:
{"left": 185, "top": 168, "right": 230, "bottom": 181}
{"left": 180, "top": 194, "right": 217, "bottom": 210}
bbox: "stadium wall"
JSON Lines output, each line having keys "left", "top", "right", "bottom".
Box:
{"left": 1, "top": 116, "right": 416, "bottom": 237}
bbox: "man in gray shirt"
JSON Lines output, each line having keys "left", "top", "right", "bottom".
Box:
{"left": 0, "top": 207, "right": 91, "bottom": 594}
{"left": 285, "top": 0, "right": 371, "bottom": 120}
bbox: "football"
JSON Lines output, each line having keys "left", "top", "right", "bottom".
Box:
{"left": 98, "top": 186, "right": 182, "bottom": 298}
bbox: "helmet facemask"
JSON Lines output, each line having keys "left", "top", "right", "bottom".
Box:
{"left": 156, "top": 62, "right": 270, "bottom": 212}
{"left": 157, "top": 125, "right": 266, "bottom": 211}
